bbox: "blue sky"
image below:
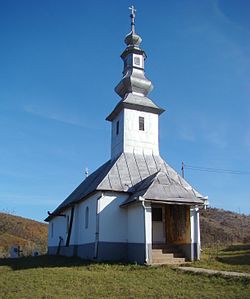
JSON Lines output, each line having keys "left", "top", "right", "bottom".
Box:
{"left": 0, "top": 0, "right": 249, "bottom": 221}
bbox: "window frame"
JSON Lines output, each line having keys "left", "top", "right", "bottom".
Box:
{"left": 51, "top": 222, "right": 54, "bottom": 238}
{"left": 85, "top": 206, "right": 89, "bottom": 229}
{"left": 139, "top": 116, "right": 145, "bottom": 131}
{"left": 116, "top": 120, "right": 119, "bottom": 135}
{"left": 66, "top": 215, "right": 70, "bottom": 233}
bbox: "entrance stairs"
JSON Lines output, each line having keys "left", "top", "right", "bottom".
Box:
{"left": 151, "top": 244, "right": 186, "bottom": 265}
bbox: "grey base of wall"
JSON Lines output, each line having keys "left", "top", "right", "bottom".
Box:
{"left": 48, "top": 242, "right": 198, "bottom": 263}
{"left": 48, "top": 242, "right": 146, "bottom": 264}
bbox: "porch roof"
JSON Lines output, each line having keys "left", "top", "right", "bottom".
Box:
{"left": 120, "top": 171, "right": 205, "bottom": 207}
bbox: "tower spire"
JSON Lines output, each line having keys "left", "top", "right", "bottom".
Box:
{"left": 129, "top": 5, "right": 136, "bottom": 34}
{"left": 114, "top": 6, "right": 153, "bottom": 98}
{"left": 107, "top": 7, "right": 165, "bottom": 159}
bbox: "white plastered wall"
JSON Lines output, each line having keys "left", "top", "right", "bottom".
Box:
{"left": 76, "top": 192, "right": 100, "bottom": 245}
{"left": 48, "top": 192, "right": 100, "bottom": 247}
{"left": 123, "top": 108, "right": 159, "bottom": 156}
{"left": 99, "top": 192, "right": 128, "bottom": 242}
{"left": 127, "top": 202, "right": 145, "bottom": 244}
{"left": 48, "top": 208, "right": 71, "bottom": 247}
{"left": 111, "top": 108, "right": 159, "bottom": 159}
{"left": 111, "top": 111, "right": 124, "bottom": 159}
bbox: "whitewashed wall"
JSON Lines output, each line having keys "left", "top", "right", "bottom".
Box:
{"left": 111, "top": 111, "right": 124, "bottom": 159}
{"left": 76, "top": 192, "right": 100, "bottom": 245}
{"left": 48, "top": 208, "right": 71, "bottom": 247}
{"left": 123, "top": 109, "right": 159, "bottom": 156}
{"left": 99, "top": 192, "right": 128, "bottom": 242}
{"left": 111, "top": 108, "right": 159, "bottom": 159}
{"left": 127, "top": 202, "right": 145, "bottom": 243}
{"left": 48, "top": 192, "right": 149, "bottom": 250}
{"left": 48, "top": 192, "right": 100, "bottom": 247}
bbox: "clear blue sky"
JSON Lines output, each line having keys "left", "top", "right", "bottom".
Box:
{"left": 0, "top": 0, "right": 249, "bottom": 222}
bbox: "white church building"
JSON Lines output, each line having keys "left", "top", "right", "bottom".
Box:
{"left": 45, "top": 8, "right": 207, "bottom": 264}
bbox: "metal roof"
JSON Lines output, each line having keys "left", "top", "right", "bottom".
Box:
{"left": 121, "top": 171, "right": 204, "bottom": 207}
{"left": 106, "top": 93, "right": 165, "bottom": 121}
{"left": 45, "top": 153, "right": 205, "bottom": 221}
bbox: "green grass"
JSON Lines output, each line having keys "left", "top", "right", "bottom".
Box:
{"left": 0, "top": 255, "right": 249, "bottom": 299}
{"left": 189, "top": 244, "right": 250, "bottom": 274}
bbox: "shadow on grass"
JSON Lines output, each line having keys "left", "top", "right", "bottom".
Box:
{"left": 222, "top": 244, "right": 250, "bottom": 252}
{"left": 217, "top": 254, "right": 250, "bottom": 266}
{"left": 0, "top": 255, "right": 94, "bottom": 270}
{"left": 216, "top": 244, "right": 250, "bottom": 266}
{"left": 0, "top": 255, "right": 139, "bottom": 271}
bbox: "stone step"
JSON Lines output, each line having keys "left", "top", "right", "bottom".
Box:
{"left": 152, "top": 261, "right": 185, "bottom": 266}
{"left": 152, "top": 252, "right": 184, "bottom": 259}
{"left": 152, "top": 251, "right": 174, "bottom": 258}
{"left": 152, "top": 248, "right": 185, "bottom": 258}
{"left": 152, "top": 257, "right": 186, "bottom": 264}
{"left": 151, "top": 247, "right": 186, "bottom": 265}
{"left": 152, "top": 244, "right": 179, "bottom": 251}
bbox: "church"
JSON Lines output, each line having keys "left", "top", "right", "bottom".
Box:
{"left": 45, "top": 8, "right": 207, "bottom": 265}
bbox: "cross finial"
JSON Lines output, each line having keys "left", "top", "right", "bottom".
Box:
{"left": 129, "top": 5, "right": 136, "bottom": 17}
{"left": 129, "top": 5, "right": 136, "bottom": 33}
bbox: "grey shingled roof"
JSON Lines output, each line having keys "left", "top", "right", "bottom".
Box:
{"left": 45, "top": 153, "right": 205, "bottom": 221}
{"left": 121, "top": 171, "right": 204, "bottom": 206}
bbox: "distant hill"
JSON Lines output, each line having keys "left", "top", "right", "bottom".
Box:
{"left": 200, "top": 207, "right": 250, "bottom": 246}
{"left": 0, "top": 212, "right": 48, "bottom": 257}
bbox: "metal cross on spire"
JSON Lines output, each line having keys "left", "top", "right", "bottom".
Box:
{"left": 129, "top": 5, "right": 136, "bottom": 33}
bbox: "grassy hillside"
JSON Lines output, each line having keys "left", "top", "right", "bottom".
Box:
{"left": 0, "top": 212, "right": 48, "bottom": 257}
{"left": 200, "top": 208, "right": 250, "bottom": 247}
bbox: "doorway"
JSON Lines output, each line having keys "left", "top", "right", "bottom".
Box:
{"left": 152, "top": 206, "right": 165, "bottom": 244}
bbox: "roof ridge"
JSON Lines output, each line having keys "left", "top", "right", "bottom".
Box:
{"left": 130, "top": 170, "right": 160, "bottom": 194}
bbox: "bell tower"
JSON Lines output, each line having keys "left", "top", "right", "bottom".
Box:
{"left": 106, "top": 6, "right": 165, "bottom": 159}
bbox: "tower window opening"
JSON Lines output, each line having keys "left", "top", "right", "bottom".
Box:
{"left": 134, "top": 56, "right": 140, "bottom": 66}
{"left": 139, "top": 116, "right": 144, "bottom": 131}
{"left": 116, "top": 120, "right": 119, "bottom": 135}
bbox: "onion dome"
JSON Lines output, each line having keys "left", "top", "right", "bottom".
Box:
{"left": 124, "top": 31, "right": 142, "bottom": 47}
{"left": 114, "top": 6, "right": 153, "bottom": 98}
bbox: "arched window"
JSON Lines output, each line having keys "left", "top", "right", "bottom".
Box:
{"left": 85, "top": 206, "right": 89, "bottom": 229}
{"left": 116, "top": 120, "right": 119, "bottom": 135}
{"left": 51, "top": 222, "right": 54, "bottom": 238}
{"left": 66, "top": 215, "right": 70, "bottom": 233}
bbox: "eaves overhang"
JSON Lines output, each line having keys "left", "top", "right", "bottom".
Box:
{"left": 120, "top": 197, "right": 206, "bottom": 208}
{"left": 121, "top": 46, "right": 147, "bottom": 60}
{"left": 106, "top": 99, "right": 165, "bottom": 122}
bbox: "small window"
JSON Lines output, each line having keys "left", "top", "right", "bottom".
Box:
{"left": 139, "top": 116, "right": 144, "bottom": 131}
{"left": 66, "top": 215, "right": 70, "bottom": 233}
{"left": 134, "top": 56, "right": 140, "bottom": 66}
{"left": 116, "top": 120, "right": 119, "bottom": 135}
{"left": 85, "top": 206, "right": 89, "bottom": 229}
{"left": 152, "top": 208, "right": 163, "bottom": 221}
{"left": 51, "top": 222, "right": 54, "bottom": 238}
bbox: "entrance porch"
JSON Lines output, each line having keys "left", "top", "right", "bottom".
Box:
{"left": 149, "top": 204, "right": 200, "bottom": 264}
